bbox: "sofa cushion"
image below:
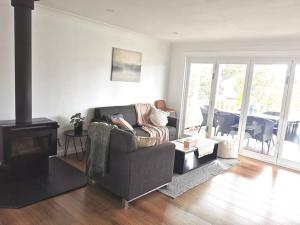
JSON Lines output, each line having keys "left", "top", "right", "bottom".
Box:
{"left": 133, "top": 127, "right": 150, "bottom": 137}
{"left": 134, "top": 126, "right": 176, "bottom": 141}
{"left": 150, "top": 109, "right": 168, "bottom": 127}
{"left": 167, "top": 126, "right": 177, "bottom": 141}
{"left": 110, "top": 113, "right": 135, "bottom": 132}
{"left": 107, "top": 113, "right": 123, "bottom": 123}
{"left": 94, "top": 105, "right": 137, "bottom": 127}
{"left": 135, "top": 136, "right": 156, "bottom": 148}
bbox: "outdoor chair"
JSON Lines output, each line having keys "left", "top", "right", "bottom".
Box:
{"left": 262, "top": 111, "right": 297, "bottom": 140}
{"left": 263, "top": 111, "right": 280, "bottom": 136}
{"left": 198, "top": 105, "right": 218, "bottom": 134}
{"left": 246, "top": 116, "right": 275, "bottom": 154}
{"left": 215, "top": 111, "right": 240, "bottom": 136}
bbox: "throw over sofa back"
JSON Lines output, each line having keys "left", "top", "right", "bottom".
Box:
{"left": 94, "top": 105, "right": 138, "bottom": 127}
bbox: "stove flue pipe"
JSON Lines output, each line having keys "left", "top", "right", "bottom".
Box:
{"left": 11, "top": 0, "right": 38, "bottom": 124}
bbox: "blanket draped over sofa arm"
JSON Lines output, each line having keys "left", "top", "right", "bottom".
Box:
{"left": 135, "top": 103, "right": 169, "bottom": 144}
{"left": 87, "top": 122, "right": 115, "bottom": 177}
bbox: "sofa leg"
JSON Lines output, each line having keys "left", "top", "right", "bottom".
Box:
{"left": 122, "top": 199, "right": 129, "bottom": 209}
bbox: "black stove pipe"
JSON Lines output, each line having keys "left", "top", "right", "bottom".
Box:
{"left": 11, "top": 0, "right": 38, "bottom": 124}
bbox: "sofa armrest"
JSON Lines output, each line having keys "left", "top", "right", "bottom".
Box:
{"left": 167, "top": 117, "right": 177, "bottom": 128}
{"left": 126, "top": 142, "right": 175, "bottom": 200}
{"left": 109, "top": 128, "right": 137, "bottom": 153}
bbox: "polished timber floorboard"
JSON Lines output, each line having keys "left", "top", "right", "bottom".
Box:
{"left": 1, "top": 155, "right": 300, "bottom": 225}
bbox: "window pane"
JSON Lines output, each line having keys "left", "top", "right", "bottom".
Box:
{"left": 243, "top": 64, "right": 287, "bottom": 156}
{"left": 214, "top": 64, "right": 247, "bottom": 139}
{"left": 184, "top": 63, "right": 213, "bottom": 136}
{"left": 281, "top": 65, "right": 300, "bottom": 162}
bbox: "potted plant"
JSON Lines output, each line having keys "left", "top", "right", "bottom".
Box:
{"left": 70, "top": 113, "right": 85, "bottom": 135}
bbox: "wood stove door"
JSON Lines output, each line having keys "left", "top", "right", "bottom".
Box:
{"left": 3, "top": 125, "right": 57, "bottom": 163}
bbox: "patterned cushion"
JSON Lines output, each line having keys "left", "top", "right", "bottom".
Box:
{"left": 109, "top": 114, "right": 135, "bottom": 133}
{"left": 95, "top": 105, "right": 138, "bottom": 126}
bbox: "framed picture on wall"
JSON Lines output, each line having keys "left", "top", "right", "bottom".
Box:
{"left": 111, "top": 47, "right": 142, "bottom": 82}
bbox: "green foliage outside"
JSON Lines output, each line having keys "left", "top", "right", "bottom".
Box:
{"left": 185, "top": 63, "right": 300, "bottom": 131}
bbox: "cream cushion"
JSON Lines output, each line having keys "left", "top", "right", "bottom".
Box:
{"left": 213, "top": 136, "right": 239, "bottom": 159}
{"left": 150, "top": 109, "right": 168, "bottom": 127}
{"left": 136, "top": 136, "right": 157, "bottom": 148}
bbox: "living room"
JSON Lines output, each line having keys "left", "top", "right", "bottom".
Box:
{"left": 1, "top": 0, "right": 300, "bottom": 225}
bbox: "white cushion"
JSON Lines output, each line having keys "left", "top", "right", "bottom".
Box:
{"left": 150, "top": 109, "right": 168, "bottom": 127}
{"left": 213, "top": 136, "right": 239, "bottom": 159}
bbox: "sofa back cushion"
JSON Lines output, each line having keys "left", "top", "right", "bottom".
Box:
{"left": 110, "top": 114, "right": 135, "bottom": 134}
{"left": 94, "top": 105, "right": 138, "bottom": 127}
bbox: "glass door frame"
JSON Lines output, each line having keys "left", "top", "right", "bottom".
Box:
{"left": 239, "top": 58, "right": 293, "bottom": 164}
{"left": 180, "top": 57, "right": 251, "bottom": 142}
{"left": 213, "top": 58, "right": 252, "bottom": 148}
{"left": 276, "top": 60, "right": 300, "bottom": 170}
{"left": 179, "top": 57, "right": 218, "bottom": 138}
{"left": 181, "top": 56, "right": 300, "bottom": 171}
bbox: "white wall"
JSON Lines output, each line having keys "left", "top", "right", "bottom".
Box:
{"left": 167, "top": 39, "right": 300, "bottom": 123}
{"left": 0, "top": 2, "right": 170, "bottom": 149}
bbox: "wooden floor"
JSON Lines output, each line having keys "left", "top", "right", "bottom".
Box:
{"left": 1, "top": 155, "right": 300, "bottom": 225}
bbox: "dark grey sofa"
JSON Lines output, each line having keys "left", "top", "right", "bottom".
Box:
{"left": 93, "top": 105, "right": 177, "bottom": 140}
{"left": 88, "top": 128, "right": 175, "bottom": 207}
{"left": 89, "top": 104, "right": 177, "bottom": 207}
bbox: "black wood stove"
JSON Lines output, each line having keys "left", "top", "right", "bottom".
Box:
{"left": 0, "top": 0, "right": 59, "bottom": 181}
{"left": 0, "top": 118, "right": 59, "bottom": 181}
{"left": 0, "top": 0, "right": 87, "bottom": 208}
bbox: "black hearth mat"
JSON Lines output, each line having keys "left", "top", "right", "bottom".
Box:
{"left": 0, "top": 157, "right": 88, "bottom": 208}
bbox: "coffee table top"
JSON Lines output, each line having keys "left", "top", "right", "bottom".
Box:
{"left": 171, "top": 136, "right": 217, "bottom": 153}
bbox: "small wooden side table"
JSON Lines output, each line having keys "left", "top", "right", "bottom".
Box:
{"left": 64, "top": 130, "right": 88, "bottom": 161}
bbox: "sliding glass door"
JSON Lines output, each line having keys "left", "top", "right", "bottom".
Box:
{"left": 182, "top": 59, "right": 249, "bottom": 141}
{"left": 214, "top": 64, "right": 247, "bottom": 136}
{"left": 183, "top": 62, "right": 215, "bottom": 137}
{"left": 278, "top": 64, "right": 300, "bottom": 169}
{"left": 182, "top": 57, "right": 300, "bottom": 170}
{"left": 241, "top": 64, "right": 288, "bottom": 159}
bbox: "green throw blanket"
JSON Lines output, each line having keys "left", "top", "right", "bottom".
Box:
{"left": 86, "top": 122, "right": 116, "bottom": 178}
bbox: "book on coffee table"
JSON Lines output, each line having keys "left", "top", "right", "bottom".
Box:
{"left": 173, "top": 136, "right": 217, "bottom": 153}
{"left": 171, "top": 136, "right": 218, "bottom": 174}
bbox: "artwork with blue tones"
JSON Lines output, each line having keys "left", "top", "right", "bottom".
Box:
{"left": 111, "top": 47, "right": 142, "bottom": 82}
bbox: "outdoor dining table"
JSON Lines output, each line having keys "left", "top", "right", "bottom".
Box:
{"left": 250, "top": 113, "right": 300, "bottom": 133}
{"left": 248, "top": 113, "right": 300, "bottom": 123}
{"left": 230, "top": 112, "right": 300, "bottom": 134}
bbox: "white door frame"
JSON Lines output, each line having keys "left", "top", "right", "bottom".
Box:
{"left": 239, "top": 58, "right": 293, "bottom": 163}
{"left": 276, "top": 61, "right": 300, "bottom": 171}
{"left": 180, "top": 56, "right": 251, "bottom": 139}
{"left": 179, "top": 57, "right": 217, "bottom": 137}
{"left": 210, "top": 60, "right": 251, "bottom": 142}
{"left": 180, "top": 54, "right": 300, "bottom": 171}
{"left": 236, "top": 60, "right": 254, "bottom": 156}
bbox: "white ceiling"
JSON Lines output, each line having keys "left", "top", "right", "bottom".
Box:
{"left": 38, "top": 0, "right": 300, "bottom": 42}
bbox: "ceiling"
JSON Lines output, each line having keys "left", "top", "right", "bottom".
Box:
{"left": 38, "top": 0, "right": 300, "bottom": 42}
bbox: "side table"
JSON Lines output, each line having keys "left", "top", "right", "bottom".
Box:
{"left": 64, "top": 130, "right": 88, "bottom": 161}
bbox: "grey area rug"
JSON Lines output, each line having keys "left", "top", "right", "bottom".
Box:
{"left": 158, "top": 159, "right": 239, "bottom": 198}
